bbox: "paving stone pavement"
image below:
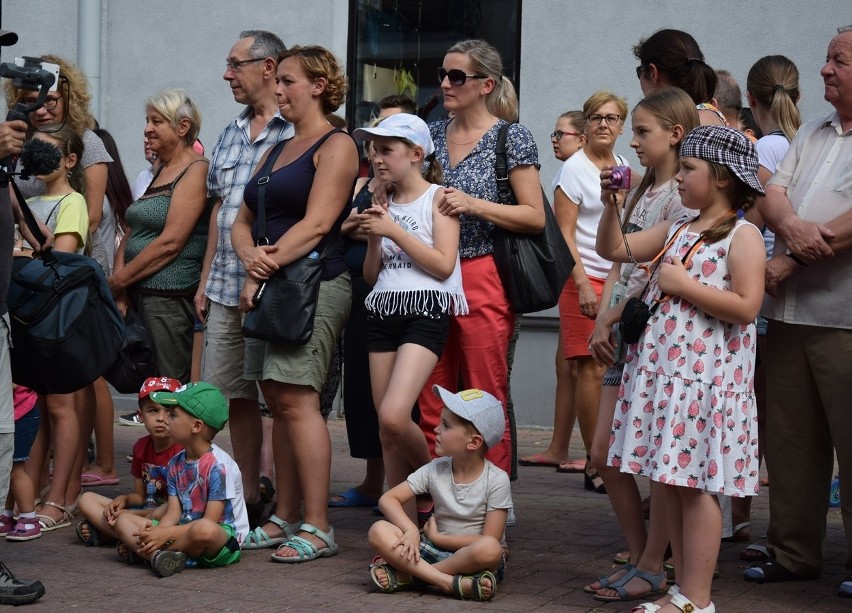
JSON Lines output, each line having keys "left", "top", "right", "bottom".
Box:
{"left": 3, "top": 410, "right": 847, "bottom": 612}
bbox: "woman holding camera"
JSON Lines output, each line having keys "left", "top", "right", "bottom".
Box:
{"left": 232, "top": 46, "right": 358, "bottom": 562}
{"left": 409, "top": 39, "right": 544, "bottom": 480}
{"left": 552, "top": 91, "right": 629, "bottom": 491}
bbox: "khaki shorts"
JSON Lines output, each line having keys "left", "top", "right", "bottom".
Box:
{"left": 202, "top": 301, "right": 259, "bottom": 401}
{"left": 244, "top": 273, "right": 351, "bottom": 393}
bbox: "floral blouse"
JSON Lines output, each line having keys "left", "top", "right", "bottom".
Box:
{"left": 429, "top": 119, "right": 540, "bottom": 259}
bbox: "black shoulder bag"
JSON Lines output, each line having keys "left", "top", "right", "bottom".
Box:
{"left": 242, "top": 139, "right": 336, "bottom": 346}
{"left": 491, "top": 124, "right": 574, "bottom": 313}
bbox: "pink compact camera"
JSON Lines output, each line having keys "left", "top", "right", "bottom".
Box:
{"left": 609, "top": 165, "right": 631, "bottom": 190}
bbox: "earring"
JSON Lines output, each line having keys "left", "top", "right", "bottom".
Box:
{"left": 67, "top": 170, "right": 72, "bottom": 178}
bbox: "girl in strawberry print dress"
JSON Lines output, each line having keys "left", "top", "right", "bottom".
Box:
{"left": 596, "top": 126, "right": 766, "bottom": 613}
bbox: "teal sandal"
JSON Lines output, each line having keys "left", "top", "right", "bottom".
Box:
{"left": 584, "top": 563, "right": 636, "bottom": 593}
{"left": 270, "top": 523, "right": 338, "bottom": 563}
{"left": 241, "top": 514, "right": 299, "bottom": 550}
{"left": 593, "top": 565, "right": 668, "bottom": 602}
{"left": 369, "top": 562, "right": 414, "bottom": 593}
{"left": 451, "top": 570, "right": 497, "bottom": 601}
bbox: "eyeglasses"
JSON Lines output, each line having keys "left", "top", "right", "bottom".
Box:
{"left": 635, "top": 64, "right": 649, "bottom": 79}
{"left": 586, "top": 114, "right": 622, "bottom": 126}
{"left": 23, "top": 94, "right": 61, "bottom": 111}
{"left": 225, "top": 57, "right": 265, "bottom": 72}
{"left": 438, "top": 67, "right": 487, "bottom": 86}
{"left": 551, "top": 130, "right": 581, "bottom": 140}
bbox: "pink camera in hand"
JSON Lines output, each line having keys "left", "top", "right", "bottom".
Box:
{"left": 609, "top": 165, "right": 631, "bottom": 190}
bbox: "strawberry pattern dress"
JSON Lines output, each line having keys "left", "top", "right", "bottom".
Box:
{"left": 607, "top": 218, "right": 760, "bottom": 496}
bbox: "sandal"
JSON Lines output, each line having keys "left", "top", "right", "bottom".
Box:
{"left": 5, "top": 518, "right": 41, "bottom": 542}
{"left": 742, "top": 559, "right": 807, "bottom": 583}
{"left": 258, "top": 476, "right": 276, "bottom": 504}
{"left": 241, "top": 514, "right": 299, "bottom": 550}
{"left": 670, "top": 591, "right": 715, "bottom": 612}
{"left": 369, "top": 562, "right": 413, "bottom": 593}
{"left": 75, "top": 519, "right": 102, "bottom": 547}
{"left": 584, "top": 456, "right": 607, "bottom": 494}
{"left": 451, "top": 570, "right": 497, "bottom": 601}
{"left": 270, "top": 522, "right": 338, "bottom": 563}
{"left": 839, "top": 574, "right": 852, "bottom": 599}
{"left": 584, "top": 564, "right": 635, "bottom": 593}
{"left": 328, "top": 487, "right": 379, "bottom": 508}
{"left": 594, "top": 566, "right": 668, "bottom": 602}
{"left": 631, "top": 585, "right": 679, "bottom": 612}
{"left": 116, "top": 541, "right": 146, "bottom": 566}
{"left": 722, "top": 521, "right": 751, "bottom": 542}
{"left": 36, "top": 501, "right": 72, "bottom": 532}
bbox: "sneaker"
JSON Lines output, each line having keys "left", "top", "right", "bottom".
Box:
{"left": 5, "top": 519, "right": 41, "bottom": 542}
{"left": 151, "top": 550, "right": 188, "bottom": 578}
{"left": 0, "top": 560, "right": 46, "bottom": 605}
{"left": 0, "top": 515, "right": 13, "bottom": 536}
{"left": 118, "top": 412, "right": 145, "bottom": 426}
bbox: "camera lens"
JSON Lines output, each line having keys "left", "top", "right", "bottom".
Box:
{"left": 611, "top": 170, "right": 623, "bottom": 184}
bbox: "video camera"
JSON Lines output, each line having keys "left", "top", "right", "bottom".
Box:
{"left": 0, "top": 31, "right": 59, "bottom": 182}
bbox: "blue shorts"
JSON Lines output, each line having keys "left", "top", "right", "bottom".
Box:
{"left": 419, "top": 535, "right": 506, "bottom": 582}
{"left": 13, "top": 407, "right": 40, "bottom": 462}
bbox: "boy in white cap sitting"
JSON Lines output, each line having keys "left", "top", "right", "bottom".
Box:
{"left": 367, "top": 385, "right": 512, "bottom": 601}
{"left": 113, "top": 382, "right": 249, "bottom": 577}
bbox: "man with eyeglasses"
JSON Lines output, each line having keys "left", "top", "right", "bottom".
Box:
{"left": 194, "top": 29, "right": 293, "bottom": 530}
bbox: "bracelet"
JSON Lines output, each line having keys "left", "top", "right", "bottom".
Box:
{"left": 785, "top": 249, "right": 808, "bottom": 267}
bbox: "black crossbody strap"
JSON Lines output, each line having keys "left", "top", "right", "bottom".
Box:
{"left": 254, "top": 139, "right": 288, "bottom": 245}
{"left": 494, "top": 123, "right": 512, "bottom": 205}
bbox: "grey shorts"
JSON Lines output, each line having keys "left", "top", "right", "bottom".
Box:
{"left": 0, "top": 314, "right": 14, "bottom": 500}
{"left": 244, "top": 273, "right": 351, "bottom": 393}
{"left": 202, "top": 301, "right": 259, "bottom": 401}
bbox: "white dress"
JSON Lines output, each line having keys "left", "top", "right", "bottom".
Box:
{"left": 607, "top": 218, "right": 760, "bottom": 496}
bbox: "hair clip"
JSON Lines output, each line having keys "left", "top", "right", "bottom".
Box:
{"left": 736, "top": 208, "right": 745, "bottom": 219}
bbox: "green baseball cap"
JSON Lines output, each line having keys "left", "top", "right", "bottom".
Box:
{"left": 151, "top": 382, "right": 229, "bottom": 432}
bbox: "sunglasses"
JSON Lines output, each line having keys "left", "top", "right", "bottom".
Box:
{"left": 636, "top": 64, "right": 649, "bottom": 79}
{"left": 551, "top": 130, "right": 581, "bottom": 140}
{"left": 438, "top": 67, "right": 487, "bottom": 86}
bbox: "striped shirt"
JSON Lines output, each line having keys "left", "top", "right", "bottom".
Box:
{"left": 204, "top": 107, "right": 293, "bottom": 306}
{"left": 762, "top": 111, "right": 852, "bottom": 328}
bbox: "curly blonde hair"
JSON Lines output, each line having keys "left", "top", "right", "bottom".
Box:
{"left": 278, "top": 45, "right": 347, "bottom": 114}
{"left": 4, "top": 54, "right": 94, "bottom": 135}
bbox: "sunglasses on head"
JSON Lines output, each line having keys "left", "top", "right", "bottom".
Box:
{"left": 438, "top": 67, "right": 487, "bottom": 86}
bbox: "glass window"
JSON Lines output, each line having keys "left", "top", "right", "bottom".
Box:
{"left": 347, "top": 0, "right": 522, "bottom": 128}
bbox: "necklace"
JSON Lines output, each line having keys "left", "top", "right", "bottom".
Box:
{"left": 446, "top": 119, "right": 495, "bottom": 146}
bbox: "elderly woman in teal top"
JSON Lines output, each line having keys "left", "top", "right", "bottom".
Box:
{"left": 110, "top": 89, "right": 210, "bottom": 383}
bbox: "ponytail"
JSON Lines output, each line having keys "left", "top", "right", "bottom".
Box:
{"left": 423, "top": 152, "right": 444, "bottom": 185}
{"left": 487, "top": 76, "right": 518, "bottom": 122}
{"left": 746, "top": 55, "right": 801, "bottom": 142}
{"left": 700, "top": 163, "right": 757, "bottom": 244}
{"left": 769, "top": 85, "right": 801, "bottom": 141}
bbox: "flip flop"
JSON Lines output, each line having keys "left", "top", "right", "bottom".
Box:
{"left": 81, "top": 474, "right": 120, "bottom": 487}
{"left": 556, "top": 459, "right": 586, "bottom": 473}
{"left": 328, "top": 487, "right": 379, "bottom": 508}
{"left": 518, "top": 453, "right": 561, "bottom": 468}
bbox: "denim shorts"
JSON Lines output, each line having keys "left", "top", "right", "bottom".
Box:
{"left": 13, "top": 407, "right": 40, "bottom": 462}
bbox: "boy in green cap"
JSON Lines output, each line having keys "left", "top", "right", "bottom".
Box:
{"left": 113, "top": 382, "right": 249, "bottom": 577}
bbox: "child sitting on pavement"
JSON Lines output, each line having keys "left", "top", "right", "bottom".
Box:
{"left": 113, "top": 382, "right": 249, "bottom": 577}
{"left": 368, "top": 385, "right": 512, "bottom": 601}
{"left": 76, "top": 377, "right": 183, "bottom": 546}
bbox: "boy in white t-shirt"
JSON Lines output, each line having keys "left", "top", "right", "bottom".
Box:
{"left": 367, "top": 385, "right": 512, "bottom": 601}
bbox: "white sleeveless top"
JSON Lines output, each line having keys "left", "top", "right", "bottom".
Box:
{"left": 365, "top": 183, "right": 468, "bottom": 316}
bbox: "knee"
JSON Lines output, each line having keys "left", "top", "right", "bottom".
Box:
{"left": 378, "top": 412, "right": 411, "bottom": 440}
{"left": 589, "top": 443, "right": 609, "bottom": 472}
{"left": 368, "top": 520, "right": 395, "bottom": 550}
{"left": 188, "top": 519, "right": 223, "bottom": 546}
{"left": 470, "top": 536, "right": 503, "bottom": 567}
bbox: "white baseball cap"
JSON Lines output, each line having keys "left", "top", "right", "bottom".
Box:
{"left": 352, "top": 113, "right": 435, "bottom": 157}
{"left": 432, "top": 385, "right": 504, "bottom": 449}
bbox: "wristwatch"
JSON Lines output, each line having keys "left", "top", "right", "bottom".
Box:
{"left": 785, "top": 249, "right": 807, "bottom": 267}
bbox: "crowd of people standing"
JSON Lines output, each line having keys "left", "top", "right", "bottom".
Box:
{"left": 0, "top": 22, "right": 849, "bottom": 611}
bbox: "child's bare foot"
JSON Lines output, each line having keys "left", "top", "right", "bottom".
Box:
{"left": 450, "top": 570, "right": 496, "bottom": 601}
